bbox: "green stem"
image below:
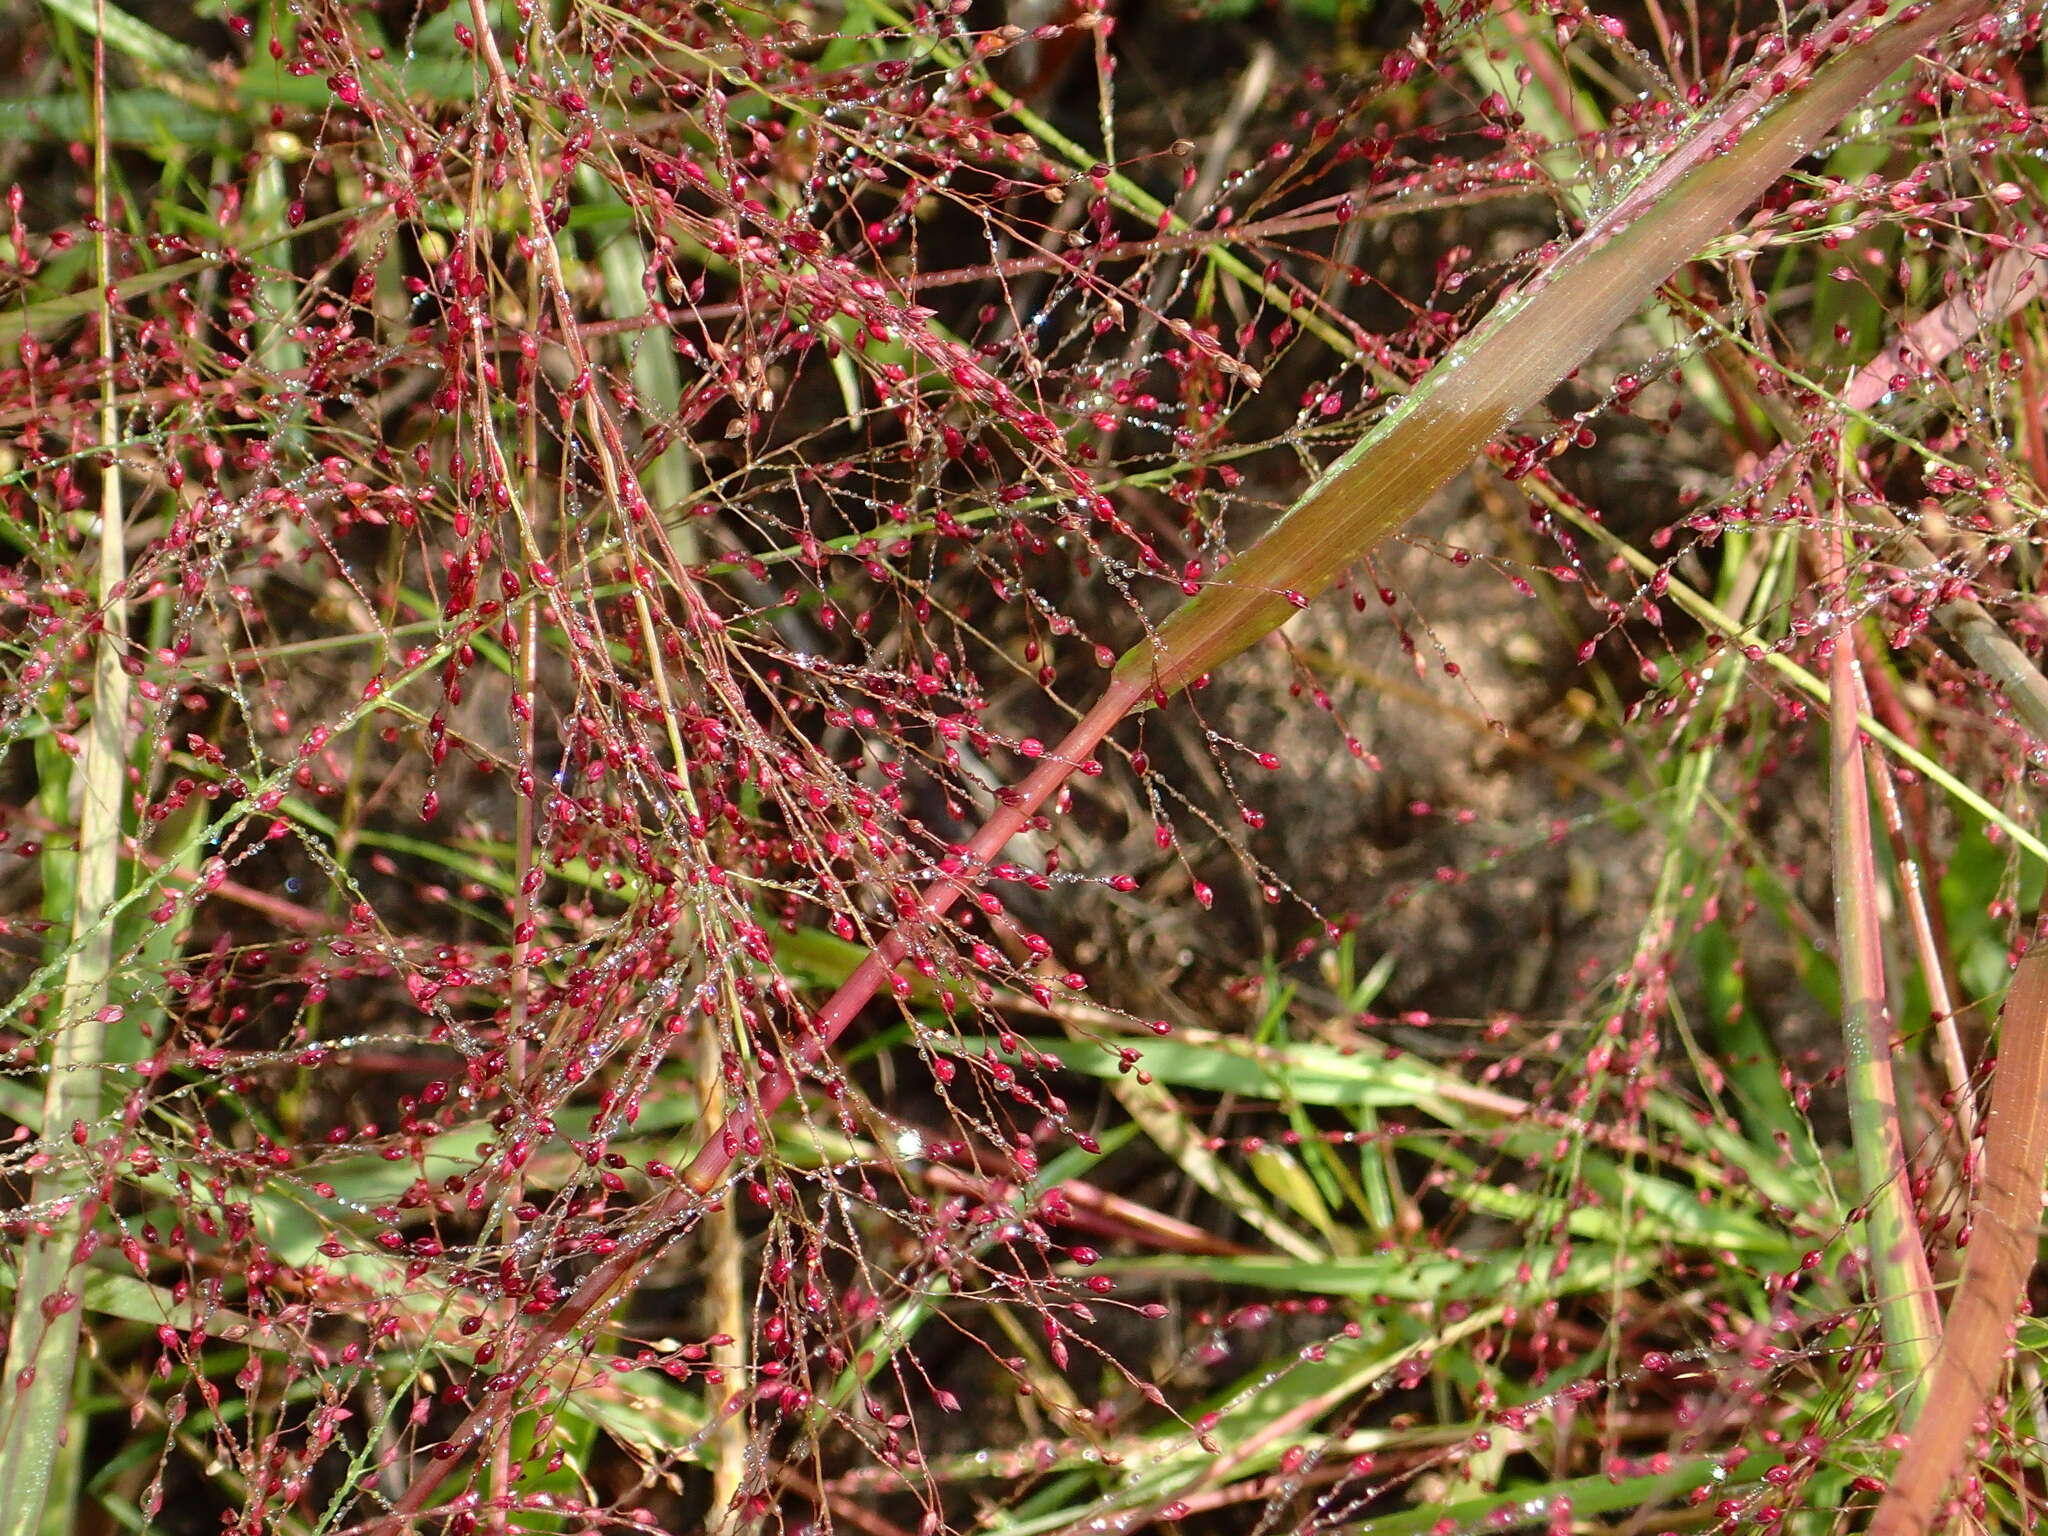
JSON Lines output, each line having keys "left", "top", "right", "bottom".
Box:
{"left": 1822, "top": 502, "right": 1941, "bottom": 1409}
{"left": 0, "top": 12, "right": 132, "bottom": 1532}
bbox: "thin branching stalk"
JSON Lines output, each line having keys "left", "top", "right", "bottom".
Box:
{"left": 782, "top": 0, "right": 1998, "bottom": 1200}
{"left": 1540, "top": 485, "right": 2048, "bottom": 864}
{"left": 370, "top": 679, "right": 1145, "bottom": 1527}
{"left": 1715, "top": 227, "right": 2048, "bottom": 736}
{"left": 486, "top": 603, "right": 542, "bottom": 1536}
{"left": 1856, "top": 640, "right": 1981, "bottom": 1145}
{"left": 0, "top": 14, "right": 131, "bottom": 1532}
{"left": 12, "top": 1, "right": 2045, "bottom": 1529}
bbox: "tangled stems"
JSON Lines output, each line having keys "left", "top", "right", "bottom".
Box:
{"left": 4, "top": 0, "right": 2044, "bottom": 1525}
{"left": 370, "top": 0, "right": 1995, "bottom": 1521}
{"left": 372, "top": 678, "right": 1143, "bottom": 1529}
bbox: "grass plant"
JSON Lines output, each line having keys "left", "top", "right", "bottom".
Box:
{"left": 2, "top": 0, "right": 2047, "bottom": 1533}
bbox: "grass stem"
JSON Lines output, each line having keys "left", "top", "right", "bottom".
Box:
{"left": 0, "top": 14, "right": 132, "bottom": 1531}
{"left": 1822, "top": 500, "right": 1942, "bottom": 1409}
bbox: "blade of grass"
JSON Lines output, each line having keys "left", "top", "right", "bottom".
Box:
{"left": 1823, "top": 491, "right": 1943, "bottom": 1407}
{"left": 1114, "top": 0, "right": 1987, "bottom": 698}
{"left": 992, "top": 1303, "right": 1514, "bottom": 1536}
{"left": 1869, "top": 941, "right": 2048, "bottom": 1535}
{"left": 40, "top": 0, "right": 202, "bottom": 75}
{"left": 1078, "top": 1053, "right": 1323, "bottom": 1262}
{"left": 1858, "top": 629, "right": 1982, "bottom": 1147}
{"left": 1094, "top": 1247, "right": 1648, "bottom": 1303}
{"left": 0, "top": 16, "right": 132, "bottom": 1533}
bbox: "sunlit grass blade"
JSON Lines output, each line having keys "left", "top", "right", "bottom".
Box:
{"left": 1869, "top": 942, "right": 2048, "bottom": 1535}
{"left": 40, "top": 0, "right": 203, "bottom": 76}
{"left": 1113, "top": 0, "right": 1989, "bottom": 698}
{"left": 1822, "top": 501, "right": 1942, "bottom": 1403}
